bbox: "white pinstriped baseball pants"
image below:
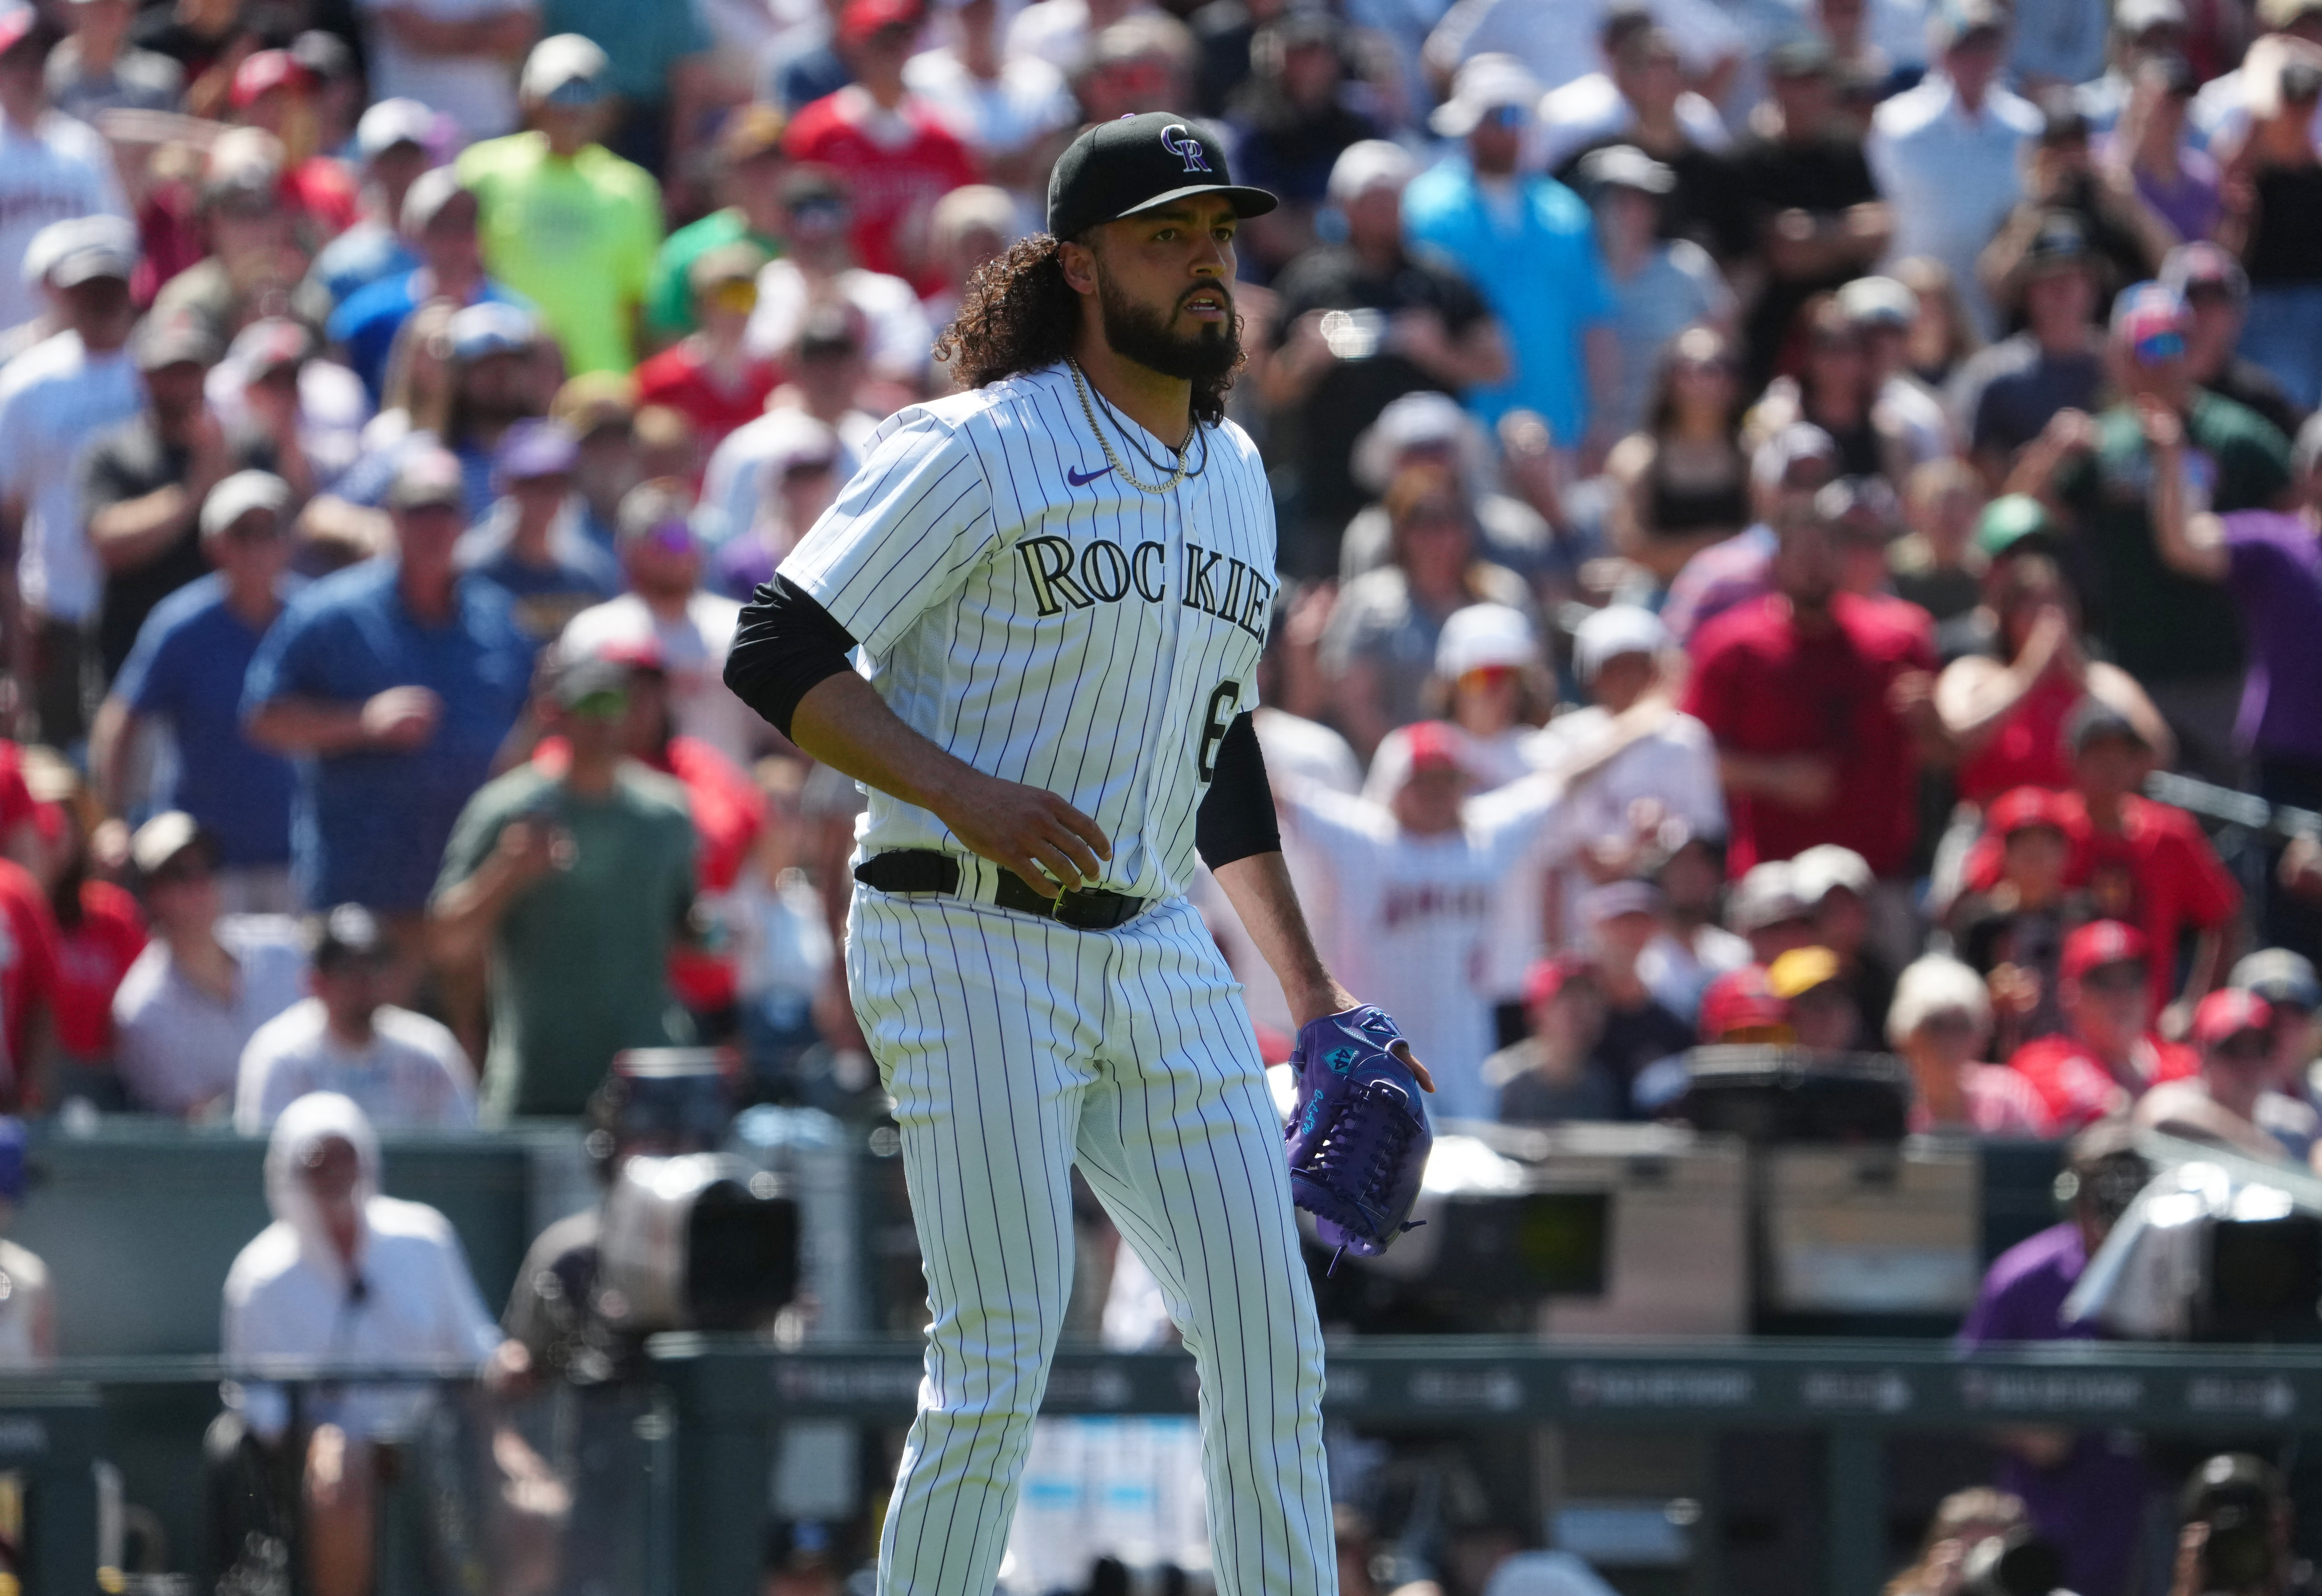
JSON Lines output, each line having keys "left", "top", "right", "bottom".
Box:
{"left": 848, "top": 883, "right": 1334, "bottom": 1596}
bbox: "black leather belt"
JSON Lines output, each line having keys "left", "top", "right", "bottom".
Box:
{"left": 853, "top": 849, "right": 1152, "bottom": 930}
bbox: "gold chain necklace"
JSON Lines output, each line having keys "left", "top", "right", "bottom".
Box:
{"left": 1066, "top": 358, "right": 1194, "bottom": 495}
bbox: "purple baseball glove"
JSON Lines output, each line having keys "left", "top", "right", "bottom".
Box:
{"left": 1283, "top": 1005, "right": 1432, "bottom": 1271}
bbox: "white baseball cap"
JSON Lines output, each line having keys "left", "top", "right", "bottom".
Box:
{"left": 354, "top": 97, "right": 435, "bottom": 161}
{"left": 1437, "top": 602, "right": 1538, "bottom": 679}
{"left": 521, "top": 33, "right": 609, "bottom": 104}
{"left": 1572, "top": 605, "right": 1670, "bottom": 682}
{"left": 199, "top": 470, "right": 294, "bottom": 539}
{"left": 1429, "top": 54, "right": 1541, "bottom": 138}
{"left": 1791, "top": 843, "right": 1875, "bottom": 903}
{"left": 1327, "top": 139, "right": 1419, "bottom": 205}
{"left": 1352, "top": 390, "right": 1482, "bottom": 493}
{"left": 1727, "top": 860, "right": 1807, "bottom": 933}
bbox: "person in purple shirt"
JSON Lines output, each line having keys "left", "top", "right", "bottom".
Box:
{"left": 1663, "top": 423, "right": 1835, "bottom": 643}
{"left": 1960, "top": 1122, "right": 2159, "bottom": 1596}
{"left": 2151, "top": 407, "right": 2322, "bottom": 948}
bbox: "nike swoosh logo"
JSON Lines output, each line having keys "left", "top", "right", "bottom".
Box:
{"left": 1066, "top": 464, "right": 1112, "bottom": 487}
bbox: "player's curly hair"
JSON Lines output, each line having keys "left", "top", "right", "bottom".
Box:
{"left": 932, "top": 234, "right": 1244, "bottom": 426}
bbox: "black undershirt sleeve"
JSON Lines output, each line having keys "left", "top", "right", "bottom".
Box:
{"left": 723, "top": 575, "right": 861, "bottom": 742}
{"left": 1195, "top": 712, "right": 1282, "bottom": 871}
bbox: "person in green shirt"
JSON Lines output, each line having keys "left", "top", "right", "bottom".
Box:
{"left": 644, "top": 103, "right": 789, "bottom": 344}
{"left": 430, "top": 649, "right": 699, "bottom": 1118}
{"left": 455, "top": 34, "right": 664, "bottom": 376}
{"left": 2024, "top": 280, "right": 2293, "bottom": 785}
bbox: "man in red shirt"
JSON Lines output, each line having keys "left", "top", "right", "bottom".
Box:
{"left": 1958, "top": 701, "right": 2240, "bottom": 1027}
{"left": 1684, "top": 504, "right": 1947, "bottom": 884}
{"left": 2009, "top": 920, "right": 2196, "bottom": 1132}
{"left": 0, "top": 857, "right": 62, "bottom": 1112}
{"left": 634, "top": 243, "right": 780, "bottom": 456}
{"left": 783, "top": 0, "right": 979, "bottom": 297}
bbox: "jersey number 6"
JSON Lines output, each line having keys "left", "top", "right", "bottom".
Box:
{"left": 1198, "top": 680, "right": 1240, "bottom": 783}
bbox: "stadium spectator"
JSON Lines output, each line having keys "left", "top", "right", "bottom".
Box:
{"left": 1537, "top": 8, "right": 1732, "bottom": 180}
{"left": 150, "top": 144, "right": 310, "bottom": 352}
{"left": 1527, "top": 605, "right": 1725, "bottom": 942}
{"left": 539, "top": 0, "right": 715, "bottom": 179}
{"left": 1263, "top": 140, "right": 1507, "bottom": 576}
{"left": 2150, "top": 408, "right": 2322, "bottom": 949}
{"left": 781, "top": 0, "right": 976, "bottom": 299}
{"left": 1685, "top": 497, "right": 1944, "bottom": 888}
{"left": 633, "top": 244, "right": 780, "bottom": 451}
{"left": 1888, "top": 953, "right": 2054, "bottom": 1133}
{"left": 2006, "top": 919, "right": 2195, "bottom": 1129}
{"left": 1866, "top": 0, "right": 2042, "bottom": 341}
{"left": 742, "top": 167, "right": 933, "bottom": 392}
{"left": 1793, "top": 843, "right": 1894, "bottom": 1044}
{"left": 96, "top": 471, "right": 302, "bottom": 913}
{"left": 1842, "top": 275, "right": 1957, "bottom": 472}
{"left": 354, "top": 0, "right": 535, "bottom": 143}
{"left": 2034, "top": 284, "right": 2291, "bottom": 783}
{"left": 644, "top": 105, "right": 790, "bottom": 342}
{"left": 1977, "top": 104, "right": 2171, "bottom": 318}
{"left": 707, "top": 412, "right": 841, "bottom": 601}
{"left": 549, "top": 372, "right": 641, "bottom": 548}
{"left": 1576, "top": 878, "right": 1694, "bottom": 1108}
{"left": 1359, "top": 602, "right": 1541, "bottom": 800}
{"left": 219, "top": 1093, "right": 509, "bottom": 1596}
{"left": 1604, "top": 325, "right": 1750, "bottom": 585}
{"left": 2108, "top": 53, "right": 2222, "bottom": 248}
{"left": 304, "top": 100, "right": 436, "bottom": 313}
{"left": 431, "top": 650, "right": 698, "bottom": 1116}
{"left": 1948, "top": 785, "right": 2085, "bottom": 1054}
{"left": 243, "top": 447, "right": 534, "bottom": 919}
{"left": 1949, "top": 214, "right": 2104, "bottom": 488}
{"left": 559, "top": 479, "right": 759, "bottom": 767}
{"left": 2234, "top": 946, "right": 2322, "bottom": 1110}
{"left": 81, "top": 313, "right": 245, "bottom": 682}
{"left": 1071, "top": 15, "right": 1201, "bottom": 126}
{"left": 206, "top": 318, "right": 352, "bottom": 507}
{"left": 1335, "top": 393, "right": 1558, "bottom": 595}
{"left": 1958, "top": 1121, "right": 2159, "bottom": 1596}
{"left": 1404, "top": 54, "right": 1617, "bottom": 453}
{"left": 456, "top": 419, "right": 620, "bottom": 644}
{"left": 1319, "top": 464, "right": 1534, "bottom": 761}
{"left": 2219, "top": 50, "right": 2322, "bottom": 409}
{"left": 456, "top": 35, "right": 663, "bottom": 376}
{"left": 2163, "top": 242, "right": 2305, "bottom": 442}
{"left": 0, "top": 11, "right": 127, "bottom": 337}
{"left": 1278, "top": 721, "right": 1563, "bottom": 1120}
{"left": 903, "top": 0, "right": 1073, "bottom": 199}
{"left": 328, "top": 168, "right": 523, "bottom": 406}
{"left": 1488, "top": 955, "right": 1626, "bottom": 1125}
{"left": 1661, "top": 422, "right": 1837, "bottom": 643}
{"left": 22, "top": 755, "right": 145, "bottom": 1107}
{"left": 1890, "top": 457, "right": 1988, "bottom": 625}
{"left": 1420, "top": 0, "right": 1742, "bottom": 103}
{"left": 234, "top": 904, "right": 474, "bottom": 1133}
{"left": 1936, "top": 500, "right": 2174, "bottom": 806}
{"left": 1697, "top": 961, "right": 1794, "bottom": 1044}
{"left": 45, "top": 0, "right": 183, "bottom": 120}
{"left": 227, "top": 51, "right": 360, "bottom": 240}
{"left": 2136, "top": 987, "right": 2317, "bottom": 1163}
{"left": 1729, "top": 36, "right": 1889, "bottom": 389}
{"left": 1551, "top": 33, "right": 1747, "bottom": 276}
{"left": 333, "top": 301, "right": 550, "bottom": 526}
{"left": 1638, "top": 835, "right": 1749, "bottom": 1021}
{"left": 113, "top": 811, "right": 304, "bottom": 1118}
{"left": 1226, "top": 10, "right": 1378, "bottom": 278}
{"left": 1580, "top": 147, "right": 1733, "bottom": 446}
{"left": 0, "top": 223, "right": 142, "bottom": 744}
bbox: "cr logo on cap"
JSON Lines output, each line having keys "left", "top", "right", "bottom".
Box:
{"left": 1159, "top": 123, "right": 1210, "bottom": 174}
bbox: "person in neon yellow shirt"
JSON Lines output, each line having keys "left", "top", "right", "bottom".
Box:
{"left": 455, "top": 35, "right": 662, "bottom": 376}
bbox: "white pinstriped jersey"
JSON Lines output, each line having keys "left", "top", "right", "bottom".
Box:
{"left": 779, "top": 362, "right": 1277, "bottom": 902}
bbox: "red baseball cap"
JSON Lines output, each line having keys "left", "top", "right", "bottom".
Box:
{"left": 2193, "top": 988, "right": 2273, "bottom": 1047}
{"left": 1401, "top": 719, "right": 1465, "bottom": 774}
{"left": 839, "top": 0, "right": 919, "bottom": 44}
{"left": 2062, "top": 920, "right": 2148, "bottom": 983}
{"left": 1987, "top": 785, "right": 2073, "bottom": 838}
{"left": 1522, "top": 954, "right": 1593, "bottom": 1010}
{"left": 231, "top": 48, "right": 314, "bottom": 109}
{"left": 1699, "top": 965, "right": 1791, "bottom": 1043}
{"left": 0, "top": 7, "right": 46, "bottom": 60}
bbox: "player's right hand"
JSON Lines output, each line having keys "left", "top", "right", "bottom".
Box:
{"left": 939, "top": 772, "right": 1112, "bottom": 899}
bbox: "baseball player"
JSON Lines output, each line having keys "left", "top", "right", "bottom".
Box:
{"left": 724, "top": 114, "right": 1432, "bottom": 1596}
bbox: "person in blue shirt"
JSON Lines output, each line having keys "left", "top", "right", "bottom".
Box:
{"left": 304, "top": 99, "right": 436, "bottom": 315}
{"left": 243, "top": 448, "right": 535, "bottom": 921}
{"left": 1403, "top": 53, "right": 1621, "bottom": 463}
{"left": 326, "top": 168, "right": 526, "bottom": 405}
{"left": 456, "top": 418, "right": 621, "bottom": 645}
{"left": 94, "top": 471, "right": 304, "bottom": 914}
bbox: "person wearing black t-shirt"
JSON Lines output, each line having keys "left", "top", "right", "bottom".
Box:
{"left": 82, "top": 314, "right": 279, "bottom": 681}
{"left": 2164, "top": 241, "right": 2306, "bottom": 441}
{"left": 2221, "top": 57, "right": 2322, "bottom": 411}
{"left": 1261, "top": 140, "right": 1509, "bottom": 577}
{"left": 1729, "top": 37, "right": 1890, "bottom": 388}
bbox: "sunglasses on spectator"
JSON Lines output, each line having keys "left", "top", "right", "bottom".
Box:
{"left": 1481, "top": 103, "right": 1527, "bottom": 129}
{"left": 567, "top": 688, "right": 629, "bottom": 722}
{"left": 2080, "top": 964, "right": 2146, "bottom": 995}
{"left": 2212, "top": 1031, "right": 2274, "bottom": 1062}
{"left": 1918, "top": 1010, "right": 1978, "bottom": 1037}
{"left": 2133, "top": 330, "right": 2185, "bottom": 366}
{"left": 1459, "top": 665, "right": 1517, "bottom": 691}
{"left": 707, "top": 279, "right": 759, "bottom": 316}
{"left": 150, "top": 855, "right": 214, "bottom": 888}
{"left": 223, "top": 515, "right": 286, "bottom": 544}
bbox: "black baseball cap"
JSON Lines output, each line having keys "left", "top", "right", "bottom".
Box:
{"left": 1046, "top": 113, "right": 1277, "bottom": 243}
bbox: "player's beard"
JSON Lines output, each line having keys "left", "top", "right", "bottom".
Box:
{"left": 1096, "top": 270, "right": 1240, "bottom": 385}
